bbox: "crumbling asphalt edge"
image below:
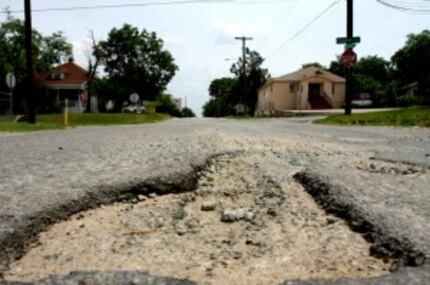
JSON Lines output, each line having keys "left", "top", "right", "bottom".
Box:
{"left": 289, "top": 169, "right": 429, "bottom": 285}
{"left": 0, "top": 152, "right": 239, "bottom": 284}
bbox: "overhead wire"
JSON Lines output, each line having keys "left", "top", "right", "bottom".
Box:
{"left": 254, "top": 0, "right": 300, "bottom": 50}
{"left": 264, "top": 0, "right": 341, "bottom": 60}
{"left": 0, "top": 0, "right": 299, "bottom": 14}
{"left": 374, "top": 0, "right": 430, "bottom": 13}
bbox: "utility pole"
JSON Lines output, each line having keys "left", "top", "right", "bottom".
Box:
{"left": 345, "top": 0, "right": 354, "bottom": 115}
{"left": 24, "top": 0, "right": 36, "bottom": 123}
{"left": 235, "top": 36, "right": 252, "bottom": 113}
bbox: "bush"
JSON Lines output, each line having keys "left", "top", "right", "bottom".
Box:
{"left": 203, "top": 98, "right": 236, "bottom": 117}
{"left": 155, "top": 94, "right": 181, "bottom": 117}
{"left": 181, "top": 107, "right": 196, "bottom": 117}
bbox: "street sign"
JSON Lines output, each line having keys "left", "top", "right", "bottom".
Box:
{"left": 336, "top": 37, "right": 361, "bottom": 45}
{"left": 5, "top": 73, "right": 16, "bottom": 89}
{"left": 345, "top": 43, "right": 357, "bottom": 50}
{"left": 129, "top": 93, "right": 139, "bottom": 104}
{"left": 340, "top": 49, "right": 358, "bottom": 67}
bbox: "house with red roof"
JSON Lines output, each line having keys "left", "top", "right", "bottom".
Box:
{"left": 35, "top": 59, "right": 89, "bottom": 113}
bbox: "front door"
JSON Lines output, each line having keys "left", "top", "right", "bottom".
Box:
{"left": 308, "top": 84, "right": 321, "bottom": 101}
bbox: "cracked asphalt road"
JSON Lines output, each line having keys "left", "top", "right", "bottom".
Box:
{"left": 1, "top": 118, "right": 429, "bottom": 284}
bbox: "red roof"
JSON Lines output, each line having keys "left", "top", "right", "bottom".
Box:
{"left": 35, "top": 62, "right": 88, "bottom": 86}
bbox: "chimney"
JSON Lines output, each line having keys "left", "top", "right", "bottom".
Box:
{"left": 68, "top": 57, "right": 74, "bottom": 63}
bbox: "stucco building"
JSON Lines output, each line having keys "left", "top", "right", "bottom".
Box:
{"left": 257, "top": 66, "right": 346, "bottom": 115}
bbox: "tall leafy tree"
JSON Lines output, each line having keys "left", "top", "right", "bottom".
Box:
{"left": 230, "top": 49, "right": 269, "bottom": 114}
{"left": 354, "top": 56, "right": 395, "bottom": 106}
{"left": 209, "top": 77, "right": 237, "bottom": 99}
{"left": 392, "top": 30, "right": 430, "bottom": 105}
{"left": 328, "top": 56, "right": 343, "bottom": 77}
{"left": 392, "top": 30, "right": 430, "bottom": 85}
{"left": 203, "top": 77, "right": 237, "bottom": 117}
{"left": 0, "top": 12, "right": 72, "bottom": 113}
{"left": 330, "top": 55, "right": 395, "bottom": 107}
{"left": 98, "top": 24, "right": 178, "bottom": 103}
{"left": 202, "top": 97, "right": 236, "bottom": 117}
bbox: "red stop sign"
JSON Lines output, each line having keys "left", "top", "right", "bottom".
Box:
{"left": 341, "top": 49, "right": 357, "bottom": 67}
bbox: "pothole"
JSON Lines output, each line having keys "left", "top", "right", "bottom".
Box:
{"left": 5, "top": 154, "right": 394, "bottom": 284}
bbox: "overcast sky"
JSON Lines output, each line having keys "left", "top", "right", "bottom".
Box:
{"left": 1, "top": 0, "right": 429, "bottom": 115}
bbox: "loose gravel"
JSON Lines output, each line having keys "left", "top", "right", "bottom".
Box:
{"left": 5, "top": 154, "right": 392, "bottom": 284}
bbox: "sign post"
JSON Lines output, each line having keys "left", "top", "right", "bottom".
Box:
{"left": 5, "top": 73, "right": 16, "bottom": 116}
{"left": 64, "top": 98, "right": 69, "bottom": 126}
{"left": 336, "top": 0, "right": 357, "bottom": 115}
{"left": 129, "top": 93, "right": 140, "bottom": 124}
{"left": 340, "top": 49, "right": 358, "bottom": 67}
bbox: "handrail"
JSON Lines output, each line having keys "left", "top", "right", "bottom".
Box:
{"left": 322, "top": 91, "right": 333, "bottom": 107}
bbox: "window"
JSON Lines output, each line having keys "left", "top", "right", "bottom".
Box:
{"left": 51, "top": 72, "right": 65, "bottom": 80}
{"left": 289, "top": 83, "right": 296, "bottom": 93}
{"left": 332, "top": 82, "right": 335, "bottom": 95}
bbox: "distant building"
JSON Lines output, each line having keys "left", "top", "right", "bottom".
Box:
{"left": 256, "top": 66, "right": 346, "bottom": 115}
{"left": 35, "top": 59, "right": 94, "bottom": 113}
{"left": 172, "top": 97, "right": 182, "bottom": 110}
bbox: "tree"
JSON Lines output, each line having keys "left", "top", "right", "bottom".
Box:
{"left": 202, "top": 97, "right": 236, "bottom": 117}
{"left": 155, "top": 94, "right": 181, "bottom": 117}
{"left": 329, "top": 55, "right": 395, "bottom": 107}
{"left": 97, "top": 24, "right": 178, "bottom": 103}
{"left": 209, "top": 77, "right": 237, "bottom": 99}
{"left": 230, "top": 49, "right": 269, "bottom": 114}
{"left": 392, "top": 30, "right": 430, "bottom": 105}
{"left": 353, "top": 56, "right": 394, "bottom": 106}
{"left": 181, "top": 107, "right": 196, "bottom": 118}
{"left": 0, "top": 12, "right": 72, "bottom": 113}
{"left": 85, "top": 31, "right": 103, "bottom": 113}
{"left": 328, "top": 57, "right": 343, "bottom": 77}
{"left": 38, "top": 32, "right": 73, "bottom": 72}
{"left": 202, "top": 77, "right": 238, "bottom": 117}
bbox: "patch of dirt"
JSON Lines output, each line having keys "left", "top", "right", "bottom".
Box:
{"left": 354, "top": 160, "right": 428, "bottom": 176}
{"left": 5, "top": 154, "right": 392, "bottom": 285}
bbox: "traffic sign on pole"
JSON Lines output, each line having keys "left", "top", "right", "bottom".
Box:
{"left": 340, "top": 49, "right": 358, "bottom": 67}
{"left": 129, "top": 93, "right": 140, "bottom": 104}
{"left": 5, "top": 73, "right": 16, "bottom": 89}
{"left": 336, "top": 36, "right": 361, "bottom": 45}
{"left": 5, "top": 73, "right": 16, "bottom": 115}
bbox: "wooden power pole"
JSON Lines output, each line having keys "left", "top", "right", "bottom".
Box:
{"left": 345, "top": 0, "right": 354, "bottom": 115}
{"left": 24, "top": 0, "right": 36, "bottom": 123}
{"left": 235, "top": 36, "right": 252, "bottom": 113}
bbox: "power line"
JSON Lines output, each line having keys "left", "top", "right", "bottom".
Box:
{"left": 265, "top": 0, "right": 340, "bottom": 60}
{"left": 0, "top": 0, "right": 296, "bottom": 14}
{"left": 1, "top": 0, "right": 230, "bottom": 13}
{"left": 255, "top": 0, "right": 300, "bottom": 50}
{"left": 375, "top": 0, "right": 430, "bottom": 13}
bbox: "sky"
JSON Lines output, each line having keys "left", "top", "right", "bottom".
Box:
{"left": 0, "top": 0, "right": 429, "bottom": 115}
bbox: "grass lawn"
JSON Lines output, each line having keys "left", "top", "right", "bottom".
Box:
{"left": 315, "top": 107, "right": 430, "bottom": 127}
{"left": 0, "top": 113, "right": 171, "bottom": 133}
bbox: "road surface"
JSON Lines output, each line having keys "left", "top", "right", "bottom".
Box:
{"left": 0, "top": 118, "right": 429, "bottom": 284}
